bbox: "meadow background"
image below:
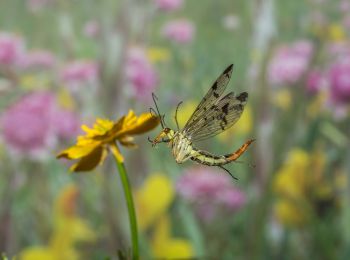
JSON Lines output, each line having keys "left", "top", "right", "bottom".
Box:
{"left": 1, "top": 0, "right": 350, "bottom": 259}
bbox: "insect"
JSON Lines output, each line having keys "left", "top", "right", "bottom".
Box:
{"left": 149, "top": 64, "right": 255, "bottom": 179}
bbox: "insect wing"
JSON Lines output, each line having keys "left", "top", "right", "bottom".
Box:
{"left": 183, "top": 64, "right": 234, "bottom": 132}
{"left": 184, "top": 92, "right": 248, "bottom": 142}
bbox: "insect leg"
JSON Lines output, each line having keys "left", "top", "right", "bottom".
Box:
{"left": 234, "top": 160, "right": 256, "bottom": 168}
{"left": 174, "top": 101, "right": 183, "bottom": 131}
{"left": 218, "top": 165, "right": 238, "bottom": 180}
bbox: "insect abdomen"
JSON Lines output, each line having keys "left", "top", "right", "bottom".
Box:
{"left": 191, "top": 139, "right": 255, "bottom": 166}
{"left": 191, "top": 150, "right": 227, "bottom": 166}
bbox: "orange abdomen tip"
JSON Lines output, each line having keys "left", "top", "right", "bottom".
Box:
{"left": 227, "top": 139, "right": 255, "bottom": 161}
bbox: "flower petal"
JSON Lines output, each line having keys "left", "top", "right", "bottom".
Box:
{"left": 152, "top": 214, "right": 194, "bottom": 258}
{"left": 135, "top": 174, "right": 174, "bottom": 231}
{"left": 109, "top": 143, "right": 125, "bottom": 163}
{"left": 70, "top": 146, "right": 106, "bottom": 172}
{"left": 57, "top": 143, "right": 100, "bottom": 160}
{"left": 117, "top": 112, "right": 160, "bottom": 138}
{"left": 119, "top": 136, "right": 137, "bottom": 148}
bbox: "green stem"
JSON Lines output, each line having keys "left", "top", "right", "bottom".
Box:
{"left": 112, "top": 145, "right": 139, "bottom": 259}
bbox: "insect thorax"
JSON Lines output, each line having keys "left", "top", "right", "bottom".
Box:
{"left": 170, "top": 131, "right": 194, "bottom": 164}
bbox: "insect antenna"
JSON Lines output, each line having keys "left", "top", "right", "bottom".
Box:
{"left": 174, "top": 101, "right": 183, "bottom": 131}
{"left": 218, "top": 165, "right": 238, "bottom": 180}
{"left": 151, "top": 92, "right": 167, "bottom": 129}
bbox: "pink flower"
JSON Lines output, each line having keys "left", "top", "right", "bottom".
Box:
{"left": 154, "top": 0, "right": 183, "bottom": 11}
{"left": 176, "top": 167, "right": 246, "bottom": 221}
{"left": 126, "top": 47, "right": 158, "bottom": 102}
{"left": 267, "top": 40, "right": 313, "bottom": 85}
{"left": 162, "top": 19, "right": 195, "bottom": 44}
{"left": 328, "top": 58, "right": 350, "bottom": 103}
{"left": 61, "top": 60, "right": 98, "bottom": 87}
{"left": 0, "top": 32, "right": 25, "bottom": 66}
{"left": 339, "top": 0, "right": 350, "bottom": 12}
{"left": 1, "top": 92, "right": 56, "bottom": 153}
{"left": 83, "top": 20, "right": 100, "bottom": 38}
{"left": 306, "top": 70, "right": 325, "bottom": 95}
{"left": 18, "top": 50, "right": 56, "bottom": 70}
{"left": 1, "top": 92, "right": 81, "bottom": 154}
{"left": 343, "top": 14, "right": 350, "bottom": 29}
{"left": 326, "top": 42, "right": 350, "bottom": 58}
{"left": 27, "top": 0, "right": 51, "bottom": 12}
{"left": 51, "top": 109, "right": 80, "bottom": 139}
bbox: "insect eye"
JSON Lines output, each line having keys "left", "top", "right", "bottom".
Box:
{"left": 164, "top": 127, "right": 170, "bottom": 133}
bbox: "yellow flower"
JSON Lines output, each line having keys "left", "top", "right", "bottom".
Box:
{"left": 135, "top": 173, "right": 174, "bottom": 231}
{"left": 19, "top": 74, "right": 51, "bottom": 90}
{"left": 152, "top": 214, "right": 194, "bottom": 258}
{"left": 147, "top": 47, "right": 171, "bottom": 63}
{"left": 273, "top": 149, "right": 309, "bottom": 199}
{"left": 327, "top": 23, "right": 346, "bottom": 42}
{"left": 272, "top": 88, "right": 292, "bottom": 111}
{"left": 275, "top": 200, "right": 308, "bottom": 227}
{"left": 57, "top": 88, "right": 76, "bottom": 110}
{"left": 20, "top": 184, "right": 95, "bottom": 260}
{"left": 134, "top": 174, "right": 194, "bottom": 258}
{"left": 57, "top": 110, "right": 159, "bottom": 171}
{"left": 273, "top": 147, "right": 336, "bottom": 227}
{"left": 307, "top": 90, "right": 327, "bottom": 118}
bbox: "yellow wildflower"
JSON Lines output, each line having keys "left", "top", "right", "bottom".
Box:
{"left": 147, "top": 47, "right": 171, "bottom": 63}
{"left": 275, "top": 199, "right": 308, "bottom": 227}
{"left": 272, "top": 88, "right": 292, "bottom": 111}
{"left": 274, "top": 149, "right": 309, "bottom": 199}
{"left": 57, "top": 110, "right": 159, "bottom": 171}
{"left": 307, "top": 90, "right": 327, "bottom": 118}
{"left": 328, "top": 23, "right": 346, "bottom": 42}
{"left": 273, "top": 147, "right": 336, "bottom": 227}
{"left": 20, "top": 74, "right": 50, "bottom": 90}
{"left": 152, "top": 214, "right": 194, "bottom": 258}
{"left": 20, "top": 184, "right": 95, "bottom": 260}
{"left": 134, "top": 174, "right": 194, "bottom": 258}
{"left": 57, "top": 88, "right": 76, "bottom": 110}
{"left": 135, "top": 173, "right": 174, "bottom": 231}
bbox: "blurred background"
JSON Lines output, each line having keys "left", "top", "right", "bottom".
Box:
{"left": 1, "top": 0, "right": 350, "bottom": 259}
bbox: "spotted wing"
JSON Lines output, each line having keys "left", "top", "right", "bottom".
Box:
{"left": 183, "top": 64, "right": 234, "bottom": 132}
{"left": 184, "top": 92, "right": 248, "bottom": 142}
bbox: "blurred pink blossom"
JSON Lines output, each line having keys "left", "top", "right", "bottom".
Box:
{"left": 1, "top": 92, "right": 81, "bottom": 154}
{"left": 154, "top": 0, "right": 183, "bottom": 11}
{"left": 342, "top": 14, "right": 350, "bottom": 29}
{"left": 51, "top": 109, "right": 80, "bottom": 139}
{"left": 326, "top": 42, "right": 350, "bottom": 58}
{"left": 306, "top": 70, "right": 326, "bottom": 95}
{"left": 61, "top": 60, "right": 98, "bottom": 86}
{"left": 0, "top": 32, "right": 25, "bottom": 66}
{"left": 328, "top": 58, "right": 350, "bottom": 103}
{"left": 339, "top": 0, "right": 350, "bottom": 12}
{"left": 1, "top": 92, "right": 56, "bottom": 153}
{"left": 176, "top": 167, "right": 246, "bottom": 221}
{"left": 126, "top": 47, "right": 158, "bottom": 103}
{"left": 267, "top": 40, "right": 313, "bottom": 85}
{"left": 162, "top": 19, "right": 195, "bottom": 44}
{"left": 309, "top": 11, "right": 327, "bottom": 26}
{"left": 18, "top": 50, "right": 56, "bottom": 70}
{"left": 83, "top": 20, "right": 100, "bottom": 38}
{"left": 27, "top": 0, "right": 51, "bottom": 12}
